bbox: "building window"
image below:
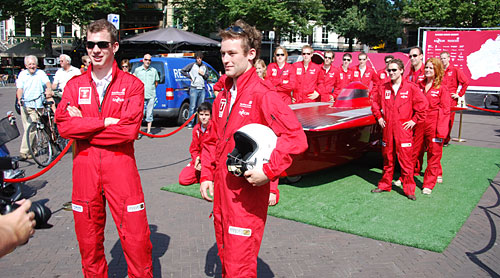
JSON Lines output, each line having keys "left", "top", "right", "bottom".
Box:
{"left": 15, "top": 17, "right": 26, "bottom": 36}
{"left": 290, "top": 31, "right": 296, "bottom": 43}
{"left": 301, "top": 35, "right": 308, "bottom": 43}
{"left": 30, "top": 19, "right": 42, "bottom": 36}
{"left": 322, "top": 27, "right": 328, "bottom": 44}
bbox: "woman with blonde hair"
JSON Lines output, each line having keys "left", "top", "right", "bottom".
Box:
{"left": 254, "top": 59, "right": 267, "bottom": 79}
{"left": 265, "top": 46, "right": 296, "bottom": 104}
{"left": 412, "top": 57, "right": 450, "bottom": 195}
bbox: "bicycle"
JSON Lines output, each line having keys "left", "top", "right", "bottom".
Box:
{"left": 26, "top": 100, "right": 69, "bottom": 167}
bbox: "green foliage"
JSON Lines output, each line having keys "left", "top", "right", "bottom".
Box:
{"left": 403, "top": 0, "right": 500, "bottom": 27}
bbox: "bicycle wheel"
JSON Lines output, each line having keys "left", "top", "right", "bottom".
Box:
{"left": 27, "top": 122, "right": 54, "bottom": 167}
{"left": 53, "top": 124, "right": 69, "bottom": 152}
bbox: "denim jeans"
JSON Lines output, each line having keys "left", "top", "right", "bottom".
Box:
{"left": 144, "top": 98, "right": 155, "bottom": 122}
{"left": 188, "top": 87, "right": 205, "bottom": 125}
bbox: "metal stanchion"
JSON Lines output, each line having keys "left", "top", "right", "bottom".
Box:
{"left": 452, "top": 100, "right": 467, "bottom": 142}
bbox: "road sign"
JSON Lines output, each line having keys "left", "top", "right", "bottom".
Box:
{"left": 107, "top": 14, "right": 120, "bottom": 30}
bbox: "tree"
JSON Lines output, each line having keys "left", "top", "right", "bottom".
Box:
{"left": 1, "top": 0, "right": 124, "bottom": 56}
{"left": 402, "top": 0, "right": 500, "bottom": 28}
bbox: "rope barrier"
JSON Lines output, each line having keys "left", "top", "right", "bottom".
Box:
{"left": 5, "top": 139, "right": 74, "bottom": 183}
{"left": 466, "top": 104, "right": 500, "bottom": 114}
{"left": 138, "top": 112, "right": 196, "bottom": 138}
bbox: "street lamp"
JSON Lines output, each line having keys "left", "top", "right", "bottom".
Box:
{"left": 269, "top": 31, "right": 275, "bottom": 63}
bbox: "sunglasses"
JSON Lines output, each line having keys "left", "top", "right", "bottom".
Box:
{"left": 275, "top": 53, "right": 285, "bottom": 57}
{"left": 410, "top": 54, "right": 419, "bottom": 58}
{"left": 302, "top": 52, "right": 312, "bottom": 55}
{"left": 85, "top": 41, "right": 111, "bottom": 49}
{"left": 387, "top": 68, "right": 399, "bottom": 72}
{"left": 225, "top": 25, "right": 246, "bottom": 35}
{"left": 325, "top": 56, "right": 333, "bottom": 60}
{"left": 359, "top": 58, "right": 367, "bottom": 61}
{"left": 343, "top": 58, "right": 351, "bottom": 61}
{"left": 143, "top": 59, "right": 151, "bottom": 61}
{"left": 122, "top": 65, "right": 129, "bottom": 68}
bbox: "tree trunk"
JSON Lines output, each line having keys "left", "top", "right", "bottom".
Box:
{"left": 43, "top": 21, "right": 54, "bottom": 57}
{"left": 348, "top": 37, "right": 353, "bottom": 52}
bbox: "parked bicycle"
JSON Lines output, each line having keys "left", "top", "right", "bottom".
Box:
{"left": 26, "top": 100, "right": 69, "bottom": 167}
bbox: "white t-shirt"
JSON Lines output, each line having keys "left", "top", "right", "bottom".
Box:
{"left": 53, "top": 66, "right": 81, "bottom": 93}
{"left": 91, "top": 71, "right": 112, "bottom": 104}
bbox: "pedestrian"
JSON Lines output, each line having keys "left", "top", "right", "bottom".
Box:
{"left": 254, "top": 59, "right": 267, "bottom": 79}
{"left": 178, "top": 102, "right": 212, "bottom": 186}
{"left": 351, "top": 52, "right": 379, "bottom": 92}
{"left": 370, "top": 58, "right": 428, "bottom": 201}
{"left": 406, "top": 47, "right": 425, "bottom": 84}
{"left": 133, "top": 54, "right": 159, "bottom": 136}
{"left": 181, "top": 51, "right": 209, "bottom": 128}
{"left": 293, "top": 45, "right": 324, "bottom": 103}
{"left": 335, "top": 53, "right": 354, "bottom": 93}
{"left": 55, "top": 19, "right": 153, "bottom": 277}
{"left": 412, "top": 58, "right": 450, "bottom": 194}
{"left": 16, "top": 55, "right": 53, "bottom": 161}
{"left": 265, "top": 46, "right": 296, "bottom": 104}
{"left": 199, "top": 20, "right": 308, "bottom": 277}
{"left": 52, "top": 54, "right": 81, "bottom": 97}
{"left": 80, "top": 55, "right": 91, "bottom": 73}
{"left": 320, "top": 50, "right": 338, "bottom": 102}
{"left": 121, "top": 59, "right": 131, "bottom": 73}
{"left": 440, "top": 51, "right": 469, "bottom": 146}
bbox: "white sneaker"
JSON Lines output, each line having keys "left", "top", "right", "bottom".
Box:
{"left": 393, "top": 179, "right": 402, "bottom": 187}
{"left": 422, "top": 188, "right": 432, "bottom": 195}
{"left": 437, "top": 176, "right": 443, "bottom": 183}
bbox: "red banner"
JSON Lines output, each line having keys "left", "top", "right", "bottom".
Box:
{"left": 423, "top": 30, "right": 500, "bottom": 92}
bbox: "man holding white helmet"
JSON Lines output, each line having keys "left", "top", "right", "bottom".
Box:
{"left": 199, "top": 20, "right": 308, "bottom": 277}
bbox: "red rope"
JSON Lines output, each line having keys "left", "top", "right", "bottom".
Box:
{"left": 138, "top": 113, "right": 196, "bottom": 138}
{"left": 5, "top": 139, "right": 74, "bottom": 183}
{"left": 466, "top": 104, "right": 500, "bottom": 114}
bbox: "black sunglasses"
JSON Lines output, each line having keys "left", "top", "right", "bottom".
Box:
{"left": 387, "top": 68, "right": 399, "bottom": 72}
{"left": 302, "top": 52, "right": 312, "bottom": 55}
{"left": 325, "top": 56, "right": 333, "bottom": 59}
{"left": 225, "top": 25, "right": 246, "bottom": 35}
{"left": 343, "top": 58, "right": 351, "bottom": 61}
{"left": 275, "top": 53, "right": 285, "bottom": 57}
{"left": 86, "top": 41, "right": 111, "bottom": 49}
{"left": 410, "top": 54, "right": 419, "bottom": 58}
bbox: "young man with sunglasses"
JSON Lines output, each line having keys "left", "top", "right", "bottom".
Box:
{"left": 199, "top": 20, "right": 307, "bottom": 277}
{"left": 351, "top": 52, "right": 379, "bottom": 92}
{"left": 370, "top": 59, "right": 428, "bottom": 201}
{"left": 134, "top": 53, "right": 159, "bottom": 136}
{"left": 320, "top": 50, "right": 339, "bottom": 101}
{"left": 406, "top": 47, "right": 425, "bottom": 84}
{"left": 293, "top": 45, "right": 324, "bottom": 103}
{"left": 335, "top": 53, "right": 354, "bottom": 93}
{"left": 55, "top": 19, "right": 153, "bottom": 277}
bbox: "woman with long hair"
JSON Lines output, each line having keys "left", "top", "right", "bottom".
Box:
{"left": 254, "top": 59, "right": 267, "bottom": 79}
{"left": 412, "top": 57, "right": 450, "bottom": 195}
{"left": 265, "top": 46, "right": 296, "bottom": 104}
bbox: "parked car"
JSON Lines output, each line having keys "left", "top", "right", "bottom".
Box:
{"left": 129, "top": 56, "right": 219, "bottom": 125}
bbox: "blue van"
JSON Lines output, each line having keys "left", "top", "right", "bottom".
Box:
{"left": 129, "top": 56, "right": 219, "bottom": 125}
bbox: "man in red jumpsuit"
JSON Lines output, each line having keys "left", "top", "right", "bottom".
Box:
{"left": 440, "top": 51, "right": 469, "bottom": 145}
{"left": 55, "top": 19, "right": 153, "bottom": 277}
{"left": 199, "top": 20, "right": 308, "bottom": 277}
{"left": 406, "top": 47, "right": 425, "bottom": 84}
{"left": 293, "top": 45, "right": 324, "bottom": 103}
{"left": 179, "top": 102, "right": 212, "bottom": 185}
{"left": 320, "top": 50, "right": 339, "bottom": 102}
{"left": 335, "top": 53, "right": 354, "bottom": 94}
{"left": 370, "top": 59, "right": 428, "bottom": 200}
{"left": 351, "top": 52, "right": 379, "bottom": 92}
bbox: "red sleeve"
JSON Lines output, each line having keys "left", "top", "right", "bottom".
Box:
{"left": 456, "top": 68, "right": 469, "bottom": 97}
{"left": 437, "top": 84, "right": 451, "bottom": 138}
{"left": 189, "top": 125, "right": 201, "bottom": 162}
{"left": 213, "top": 76, "right": 224, "bottom": 91}
{"left": 200, "top": 100, "right": 219, "bottom": 182}
{"left": 88, "top": 78, "right": 144, "bottom": 145}
{"left": 315, "top": 67, "right": 325, "bottom": 97}
{"left": 260, "top": 93, "right": 308, "bottom": 181}
{"left": 410, "top": 84, "right": 428, "bottom": 124}
{"left": 370, "top": 85, "right": 383, "bottom": 120}
{"left": 55, "top": 81, "right": 106, "bottom": 140}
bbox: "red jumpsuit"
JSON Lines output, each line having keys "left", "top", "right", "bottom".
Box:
{"left": 412, "top": 82, "right": 450, "bottom": 190}
{"left": 320, "top": 66, "right": 339, "bottom": 101}
{"left": 179, "top": 121, "right": 211, "bottom": 185}
{"left": 55, "top": 62, "right": 152, "bottom": 278}
{"left": 405, "top": 65, "right": 425, "bottom": 84}
{"left": 292, "top": 61, "right": 324, "bottom": 103}
{"left": 265, "top": 62, "right": 296, "bottom": 105}
{"left": 201, "top": 67, "right": 307, "bottom": 277}
{"left": 442, "top": 65, "right": 469, "bottom": 144}
{"left": 214, "top": 74, "right": 228, "bottom": 95}
{"left": 334, "top": 66, "right": 353, "bottom": 95}
{"left": 371, "top": 80, "right": 428, "bottom": 196}
{"left": 351, "top": 65, "right": 379, "bottom": 92}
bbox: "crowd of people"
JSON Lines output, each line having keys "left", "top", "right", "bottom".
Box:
{"left": 6, "top": 16, "right": 471, "bottom": 277}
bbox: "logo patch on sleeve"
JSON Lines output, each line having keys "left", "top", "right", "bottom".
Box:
{"left": 228, "top": 226, "right": 252, "bottom": 237}
{"left": 127, "top": 202, "right": 145, "bottom": 212}
{"left": 72, "top": 204, "right": 83, "bottom": 212}
{"left": 401, "top": 143, "right": 412, "bottom": 148}
{"left": 432, "top": 138, "right": 443, "bottom": 143}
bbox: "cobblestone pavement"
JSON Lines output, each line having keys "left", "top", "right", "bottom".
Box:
{"left": 0, "top": 86, "right": 499, "bottom": 277}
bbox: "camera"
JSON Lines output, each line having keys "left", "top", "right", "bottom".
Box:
{"left": 0, "top": 156, "right": 51, "bottom": 228}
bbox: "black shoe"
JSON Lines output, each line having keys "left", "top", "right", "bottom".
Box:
{"left": 371, "top": 188, "right": 385, "bottom": 193}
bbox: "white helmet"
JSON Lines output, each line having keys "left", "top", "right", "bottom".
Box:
{"left": 226, "top": 123, "right": 277, "bottom": 177}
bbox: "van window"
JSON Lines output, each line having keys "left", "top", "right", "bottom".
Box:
{"left": 206, "top": 66, "right": 219, "bottom": 84}
{"left": 130, "top": 61, "right": 165, "bottom": 84}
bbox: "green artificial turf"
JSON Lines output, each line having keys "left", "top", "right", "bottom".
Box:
{"left": 161, "top": 144, "right": 500, "bottom": 252}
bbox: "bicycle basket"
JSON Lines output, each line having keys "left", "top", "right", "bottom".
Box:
{"left": 0, "top": 117, "right": 20, "bottom": 146}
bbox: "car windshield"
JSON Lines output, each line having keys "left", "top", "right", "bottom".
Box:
{"left": 336, "top": 85, "right": 369, "bottom": 100}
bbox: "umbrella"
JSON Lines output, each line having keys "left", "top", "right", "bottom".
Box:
{"left": 121, "top": 27, "right": 220, "bottom": 52}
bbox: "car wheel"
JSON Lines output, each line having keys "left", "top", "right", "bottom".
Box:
{"left": 177, "top": 102, "right": 190, "bottom": 126}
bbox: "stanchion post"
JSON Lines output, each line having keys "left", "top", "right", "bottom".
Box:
{"left": 452, "top": 100, "right": 467, "bottom": 142}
